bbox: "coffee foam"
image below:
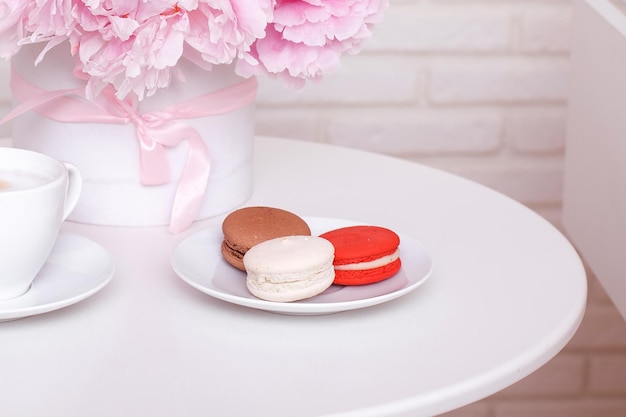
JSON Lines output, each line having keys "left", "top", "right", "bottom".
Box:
{"left": 0, "top": 169, "right": 53, "bottom": 191}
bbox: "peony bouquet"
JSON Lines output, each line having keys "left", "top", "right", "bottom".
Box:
{"left": 0, "top": 0, "right": 389, "bottom": 233}
{"left": 0, "top": 0, "right": 388, "bottom": 101}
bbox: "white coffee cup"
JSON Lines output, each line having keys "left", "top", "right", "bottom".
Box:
{"left": 0, "top": 148, "right": 82, "bottom": 300}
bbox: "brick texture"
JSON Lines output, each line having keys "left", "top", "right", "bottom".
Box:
{"left": 493, "top": 399, "right": 626, "bottom": 417}
{"left": 493, "top": 354, "right": 586, "bottom": 397}
{"left": 505, "top": 109, "right": 567, "bottom": 154}
{"left": 365, "top": 5, "right": 512, "bottom": 53}
{"left": 2, "top": 1, "right": 626, "bottom": 416}
{"left": 428, "top": 58, "right": 570, "bottom": 104}
{"left": 589, "top": 355, "right": 626, "bottom": 395}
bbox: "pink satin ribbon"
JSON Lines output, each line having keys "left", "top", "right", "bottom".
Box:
{"left": 0, "top": 68, "right": 258, "bottom": 233}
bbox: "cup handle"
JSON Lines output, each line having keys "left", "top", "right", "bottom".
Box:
{"left": 62, "top": 162, "right": 83, "bottom": 221}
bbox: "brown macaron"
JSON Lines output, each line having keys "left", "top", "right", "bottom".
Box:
{"left": 221, "top": 206, "right": 311, "bottom": 271}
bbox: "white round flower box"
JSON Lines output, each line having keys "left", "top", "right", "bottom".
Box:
{"left": 10, "top": 43, "right": 254, "bottom": 231}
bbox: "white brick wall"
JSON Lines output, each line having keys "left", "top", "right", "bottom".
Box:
{"left": 1, "top": 0, "right": 626, "bottom": 416}
{"left": 428, "top": 58, "right": 569, "bottom": 103}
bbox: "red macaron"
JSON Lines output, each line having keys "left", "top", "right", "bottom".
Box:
{"left": 319, "top": 225, "right": 401, "bottom": 286}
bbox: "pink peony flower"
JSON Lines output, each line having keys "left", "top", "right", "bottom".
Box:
{"left": 22, "top": 0, "right": 76, "bottom": 44}
{"left": 237, "top": 0, "right": 389, "bottom": 88}
{"left": 185, "top": 0, "right": 273, "bottom": 66}
{"left": 0, "top": 1, "right": 33, "bottom": 59}
{"left": 72, "top": 8, "right": 190, "bottom": 99}
{"left": 71, "top": 0, "right": 275, "bottom": 99}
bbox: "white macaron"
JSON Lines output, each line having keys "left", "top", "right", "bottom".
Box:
{"left": 243, "top": 235, "right": 335, "bottom": 302}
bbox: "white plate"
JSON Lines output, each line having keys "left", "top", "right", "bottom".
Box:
{"left": 0, "top": 233, "right": 114, "bottom": 321}
{"left": 172, "top": 217, "right": 433, "bottom": 315}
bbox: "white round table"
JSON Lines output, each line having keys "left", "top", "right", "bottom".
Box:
{"left": 0, "top": 137, "right": 587, "bottom": 417}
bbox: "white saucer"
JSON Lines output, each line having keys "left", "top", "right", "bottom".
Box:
{"left": 172, "top": 216, "right": 433, "bottom": 315}
{"left": 0, "top": 233, "right": 114, "bottom": 321}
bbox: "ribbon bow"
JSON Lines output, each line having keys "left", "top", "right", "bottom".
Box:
{"left": 0, "top": 68, "right": 258, "bottom": 233}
